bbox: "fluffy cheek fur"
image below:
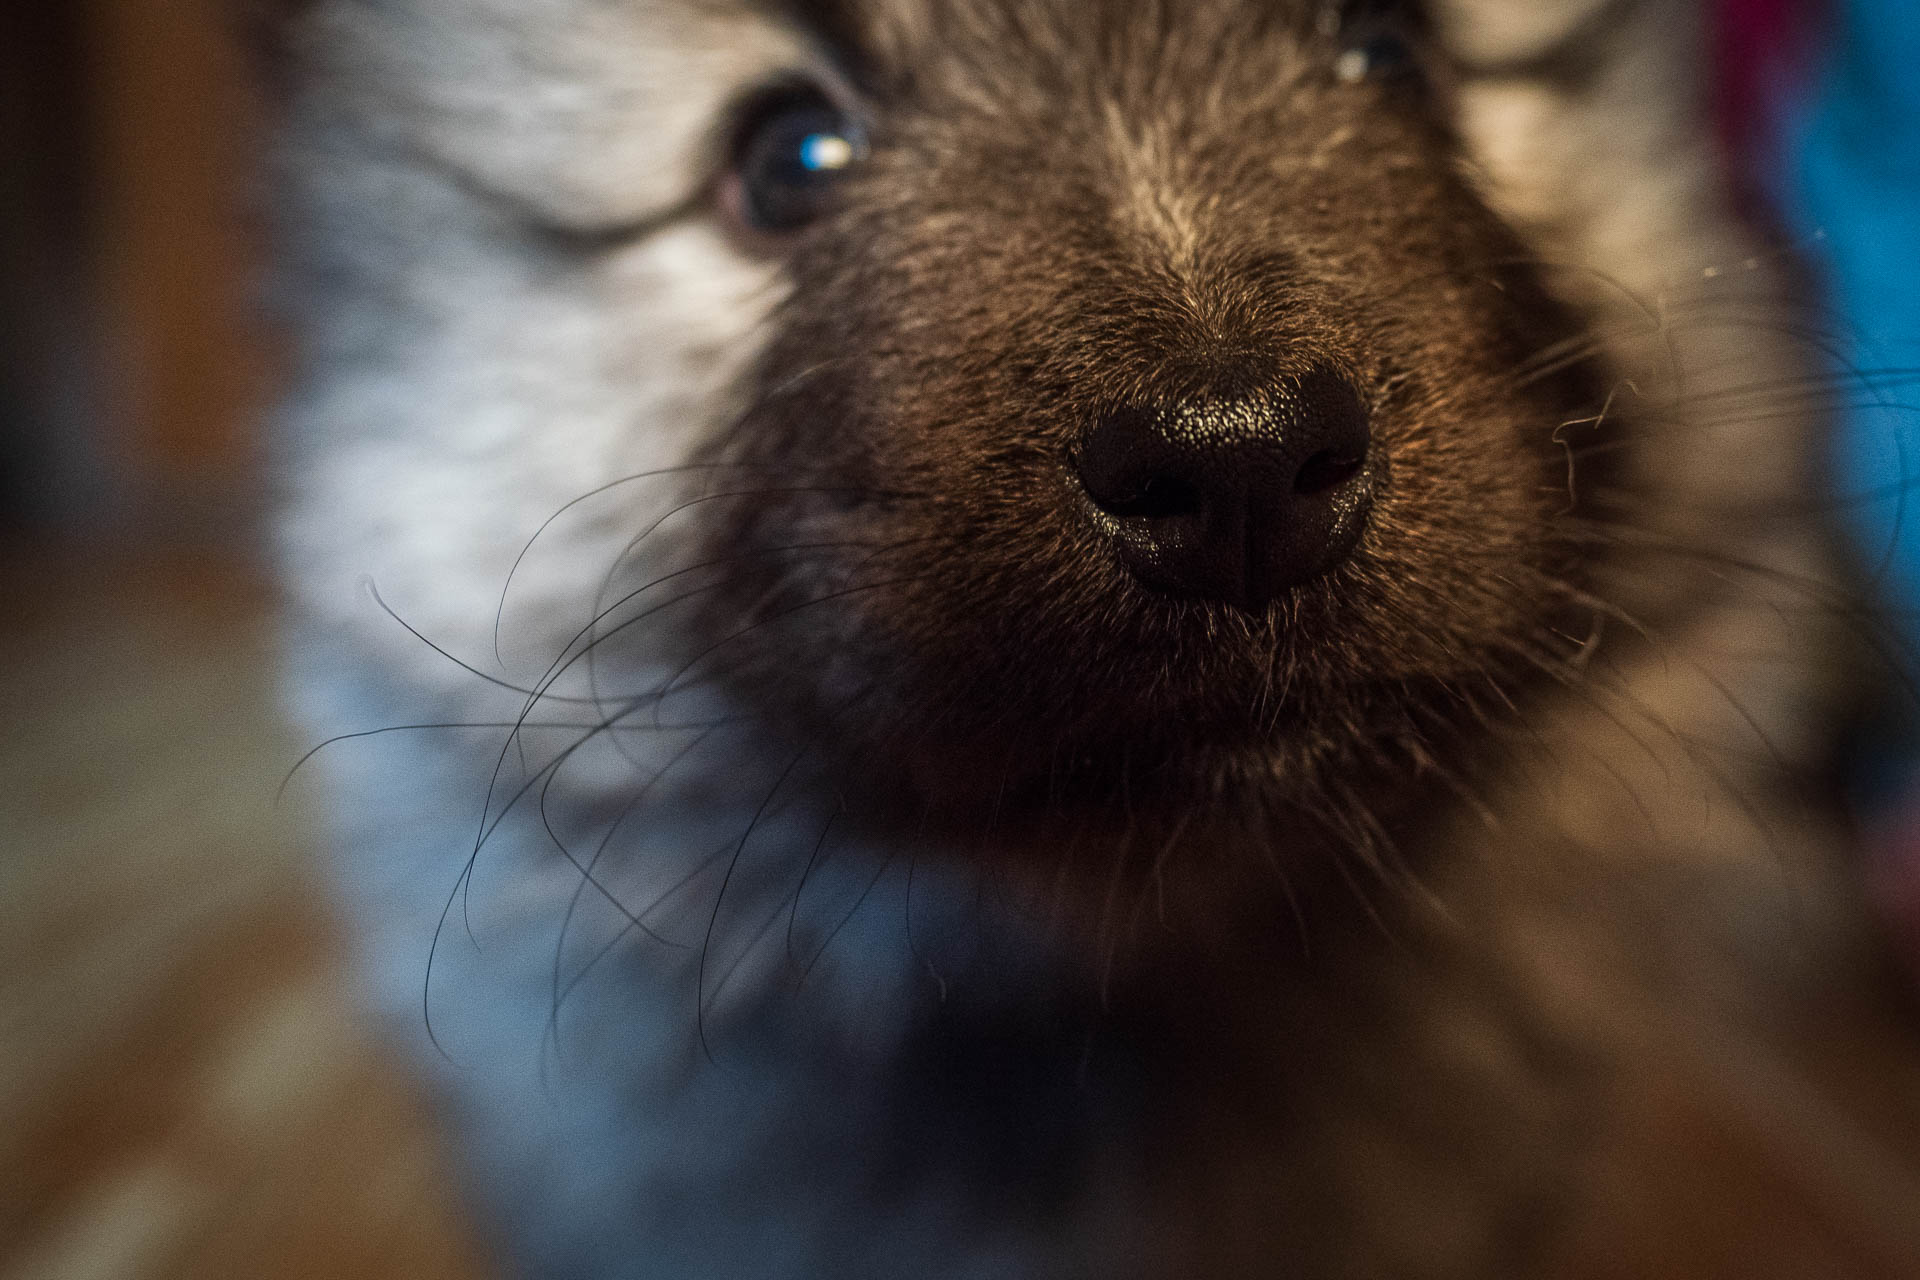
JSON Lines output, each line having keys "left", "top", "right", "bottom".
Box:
{"left": 685, "top": 97, "right": 1608, "bottom": 812}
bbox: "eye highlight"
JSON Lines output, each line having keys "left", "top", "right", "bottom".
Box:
{"left": 1330, "top": 2, "right": 1429, "bottom": 87}
{"left": 725, "top": 84, "right": 868, "bottom": 236}
{"left": 1334, "top": 31, "right": 1418, "bottom": 84}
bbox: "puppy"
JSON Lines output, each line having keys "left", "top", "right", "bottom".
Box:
{"left": 270, "top": 0, "right": 1920, "bottom": 1274}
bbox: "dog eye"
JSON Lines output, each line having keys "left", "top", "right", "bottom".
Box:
{"left": 726, "top": 86, "right": 867, "bottom": 235}
{"left": 1335, "top": 32, "right": 1418, "bottom": 83}
{"left": 1330, "top": 2, "right": 1427, "bottom": 87}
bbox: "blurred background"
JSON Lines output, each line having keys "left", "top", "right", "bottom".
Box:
{"left": 0, "top": 3, "right": 492, "bottom": 1276}
{"left": 0, "top": 1, "right": 1913, "bottom": 1278}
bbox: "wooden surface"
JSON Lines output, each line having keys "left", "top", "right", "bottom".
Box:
{"left": 0, "top": 545, "right": 491, "bottom": 1280}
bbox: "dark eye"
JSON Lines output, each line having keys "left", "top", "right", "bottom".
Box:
{"left": 1331, "top": 0, "right": 1429, "bottom": 88}
{"left": 727, "top": 86, "right": 867, "bottom": 234}
{"left": 1335, "top": 31, "right": 1419, "bottom": 84}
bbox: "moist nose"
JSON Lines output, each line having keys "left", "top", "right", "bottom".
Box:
{"left": 1073, "top": 369, "right": 1374, "bottom": 609}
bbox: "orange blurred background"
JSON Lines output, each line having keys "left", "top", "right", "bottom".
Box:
{"left": 3, "top": 1, "right": 267, "bottom": 534}
{"left": 1, "top": 5, "right": 491, "bottom": 1276}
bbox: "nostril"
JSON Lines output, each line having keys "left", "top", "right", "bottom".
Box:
{"left": 1075, "top": 369, "right": 1374, "bottom": 608}
{"left": 1292, "top": 449, "right": 1364, "bottom": 497}
{"left": 1097, "top": 474, "right": 1205, "bottom": 521}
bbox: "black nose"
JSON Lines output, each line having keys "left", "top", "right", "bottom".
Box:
{"left": 1073, "top": 369, "right": 1374, "bottom": 609}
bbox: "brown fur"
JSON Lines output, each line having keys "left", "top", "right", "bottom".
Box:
{"left": 268, "top": 1, "right": 1920, "bottom": 1275}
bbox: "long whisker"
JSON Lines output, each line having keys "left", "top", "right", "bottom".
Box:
{"left": 493, "top": 463, "right": 881, "bottom": 664}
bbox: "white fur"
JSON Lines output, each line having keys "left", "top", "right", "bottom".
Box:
{"left": 278, "top": 0, "right": 812, "bottom": 703}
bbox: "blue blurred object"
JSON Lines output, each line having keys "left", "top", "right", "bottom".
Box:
{"left": 1761, "top": 0, "right": 1920, "bottom": 982}
{"left": 1793, "top": 0, "right": 1920, "bottom": 634}
{"left": 1788, "top": 0, "right": 1920, "bottom": 805}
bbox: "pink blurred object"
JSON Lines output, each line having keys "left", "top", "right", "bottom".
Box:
{"left": 1711, "top": 0, "right": 1822, "bottom": 190}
